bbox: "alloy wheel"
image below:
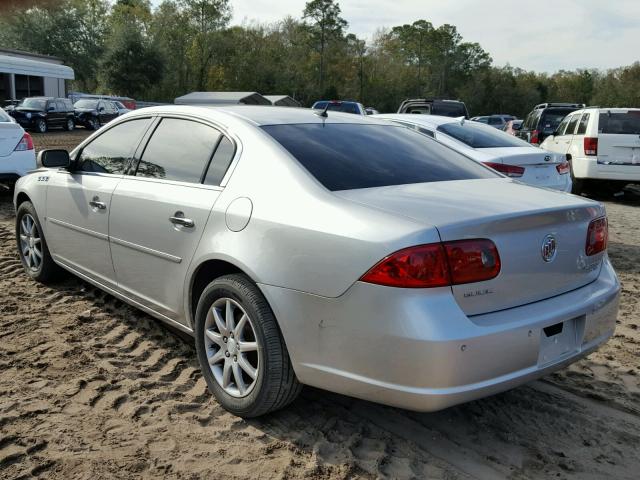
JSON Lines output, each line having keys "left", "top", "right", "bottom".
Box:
{"left": 19, "top": 214, "right": 42, "bottom": 271}
{"left": 204, "top": 297, "right": 259, "bottom": 397}
{"left": 37, "top": 120, "right": 46, "bottom": 133}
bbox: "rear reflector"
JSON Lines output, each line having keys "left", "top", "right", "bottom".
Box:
{"left": 14, "top": 132, "right": 34, "bottom": 151}
{"left": 586, "top": 217, "right": 607, "bottom": 256}
{"left": 484, "top": 162, "right": 525, "bottom": 178}
{"left": 584, "top": 137, "right": 598, "bottom": 156}
{"left": 360, "top": 239, "right": 501, "bottom": 288}
{"left": 556, "top": 161, "right": 570, "bottom": 175}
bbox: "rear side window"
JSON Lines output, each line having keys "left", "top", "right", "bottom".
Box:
{"left": 136, "top": 118, "right": 221, "bottom": 183}
{"left": 437, "top": 121, "right": 528, "bottom": 148}
{"left": 204, "top": 136, "right": 235, "bottom": 186}
{"left": 262, "top": 123, "right": 497, "bottom": 191}
{"left": 598, "top": 111, "right": 640, "bottom": 134}
{"left": 488, "top": 117, "right": 503, "bottom": 126}
{"left": 78, "top": 118, "right": 152, "bottom": 174}
{"left": 576, "top": 113, "right": 590, "bottom": 134}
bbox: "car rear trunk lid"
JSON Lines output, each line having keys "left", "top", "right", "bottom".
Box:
{"left": 0, "top": 122, "right": 23, "bottom": 157}
{"left": 336, "top": 178, "right": 606, "bottom": 315}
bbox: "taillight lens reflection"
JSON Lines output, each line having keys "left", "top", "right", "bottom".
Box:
{"left": 14, "top": 133, "right": 34, "bottom": 151}
{"left": 444, "top": 239, "right": 501, "bottom": 285}
{"left": 586, "top": 217, "right": 608, "bottom": 256}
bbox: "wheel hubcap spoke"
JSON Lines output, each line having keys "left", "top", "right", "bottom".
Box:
{"left": 204, "top": 297, "right": 260, "bottom": 398}
{"left": 20, "top": 214, "right": 41, "bottom": 271}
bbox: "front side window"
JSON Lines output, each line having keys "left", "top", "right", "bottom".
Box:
{"left": 437, "top": 121, "right": 529, "bottom": 148}
{"left": 565, "top": 114, "right": 580, "bottom": 135}
{"left": 262, "top": 123, "right": 497, "bottom": 191}
{"left": 77, "top": 118, "right": 152, "bottom": 174}
{"left": 136, "top": 118, "right": 221, "bottom": 183}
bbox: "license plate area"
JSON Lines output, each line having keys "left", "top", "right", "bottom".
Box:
{"left": 537, "top": 317, "right": 580, "bottom": 366}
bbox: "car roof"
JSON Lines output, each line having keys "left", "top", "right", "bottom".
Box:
{"left": 373, "top": 113, "right": 460, "bottom": 128}
{"left": 127, "top": 105, "right": 389, "bottom": 127}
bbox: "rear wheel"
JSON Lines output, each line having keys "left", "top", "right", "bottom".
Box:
{"left": 16, "top": 201, "right": 63, "bottom": 283}
{"left": 88, "top": 117, "right": 99, "bottom": 130}
{"left": 195, "top": 274, "right": 302, "bottom": 417}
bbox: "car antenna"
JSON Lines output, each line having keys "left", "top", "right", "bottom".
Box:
{"left": 315, "top": 102, "right": 330, "bottom": 118}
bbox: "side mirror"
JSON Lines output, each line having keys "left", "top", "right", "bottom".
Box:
{"left": 47, "top": 106, "right": 55, "bottom": 112}
{"left": 37, "top": 149, "right": 70, "bottom": 169}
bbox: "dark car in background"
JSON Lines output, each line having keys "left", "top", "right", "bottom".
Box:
{"left": 518, "top": 103, "right": 585, "bottom": 145}
{"left": 9, "top": 97, "right": 75, "bottom": 133}
{"left": 397, "top": 98, "right": 469, "bottom": 118}
{"left": 311, "top": 100, "right": 366, "bottom": 115}
{"left": 73, "top": 98, "right": 119, "bottom": 130}
{"left": 472, "top": 114, "right": 516, "bottom": 129}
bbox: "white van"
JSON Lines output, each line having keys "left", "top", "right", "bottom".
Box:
{"left": 541, "top": 108, "right": 640, "bottom": 194}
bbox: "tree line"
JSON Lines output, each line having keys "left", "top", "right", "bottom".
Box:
{"left": 1, "top": 0, "right": 639, "bottom": 117}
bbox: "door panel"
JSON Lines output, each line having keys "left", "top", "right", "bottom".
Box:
{"left": 46, "top": 172, "right": 121, "bottom": 286}
{"left": 109, "top": 178, "right": 220, "bottom": 319}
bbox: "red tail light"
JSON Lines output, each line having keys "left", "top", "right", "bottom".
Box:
{"left": 360, "top": 239, "right": 501, "bottom": 288}
{"left": 530, "top": 129, "right": 540, "bottom": 144}
{"left": 484, "top": 162, "right": 525, "bottom": 178}
{"left": 14, "top": 132, "right": 34, "bottom": 151}
{"left": 444, "top": 239, "right": 501, "bottom": 285}
{"left": 586, "top": 217, "right": 607, "bottom": 256}
{"left": 584, "top": 137, "right": 598, "bottom": 156}
{"left": 556, "top": 161, "right": 570, "bottom": 175}
{"left": 360, "top": 243, "right": 450, "bottom": 288}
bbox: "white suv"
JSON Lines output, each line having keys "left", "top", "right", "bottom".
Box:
{"left": 541, "top": 108, "right": 640, "bottom": 194}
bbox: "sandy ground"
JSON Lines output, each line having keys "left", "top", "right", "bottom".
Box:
{"left": 0, "top": 132, "right": 639, "bottom": 479}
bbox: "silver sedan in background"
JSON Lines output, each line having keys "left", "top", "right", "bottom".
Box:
{"left": 14, "top": 106, "right": 619, "bottom": 417}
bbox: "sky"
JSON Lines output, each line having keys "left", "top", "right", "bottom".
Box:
{"left": 152, "top": 0, "right": 640, "bottom": 73}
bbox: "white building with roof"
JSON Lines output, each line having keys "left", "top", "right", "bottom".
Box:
{"left": 0, "top": 48, "right": 74, "bottom": 103}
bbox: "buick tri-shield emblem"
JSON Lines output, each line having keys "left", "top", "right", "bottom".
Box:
{"left": 541, "top": 234, "right": 557, "bottom": 262}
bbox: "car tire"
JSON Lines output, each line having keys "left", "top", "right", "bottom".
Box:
{"left": 64, "top": 118, "right": 75, "bottom": 131}
{"left": 88, "top": 118, "right": 99, "bottom": 130}
{"left": 194, "top": 274, "right": 302, "bottom": 418}
{"left": 36, "top": 119, "right": 47, "bottom": 133}
{"left": 15, "top": 201, "right": 64, "bottom": 283}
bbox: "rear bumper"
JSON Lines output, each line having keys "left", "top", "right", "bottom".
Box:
{"left": 572, "top": 156, "right": 640, "bottom": 181}
{"left": 0, "top": 150, "right": 37, "bottom": 178}
{"left": 261, "top": 257, "right": 620, "bottom": 412}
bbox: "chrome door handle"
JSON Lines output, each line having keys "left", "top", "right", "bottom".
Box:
{"left": 169, "top": 212, "right": 194, "bottom": 228}
{"left": 89, "top": 199, "right": 106, "bottom": 210}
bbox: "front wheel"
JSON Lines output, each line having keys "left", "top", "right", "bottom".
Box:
{"left": 195, "top": 274, "right": 302, "bottom": 417}
{"left": 35, "top": 119, "right": 47, "bottom": 133}
{"left": 16, "top": 201, "right": 64, "bottom": 283}
{"left": 64, "top": 118, "right": 75, "bottom": 131}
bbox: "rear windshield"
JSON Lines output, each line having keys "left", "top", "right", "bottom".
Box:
{"left": 437, "top": 121, "right": 528, "bottom": 148}
{"left": 540, "top": 109, "right": 575, "bottom": 132}
{"left": 0, "top": 108, "right": 11, "bottom": 122}
{"left": 431, "top": 102, "right": 467, "bottom": 117}
{"left": 313, "top": 102, "right": 360, "bottom": 114}
{"left": 262, "top": 123, "right": 497, "bottom": 191}
{"left": 74, "top": 99, "right": 99, "bottom": 109}
{"left": 598, "top": 111, "right": 640, "bottom": 135}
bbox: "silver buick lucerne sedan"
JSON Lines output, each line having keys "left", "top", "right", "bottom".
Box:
{"left": 14, "top": 106, "right": 619, "bottom": 417}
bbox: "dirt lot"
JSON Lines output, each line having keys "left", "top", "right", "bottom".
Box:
{"left": 1, "top": 132, "right": 639, "bottom": 479}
